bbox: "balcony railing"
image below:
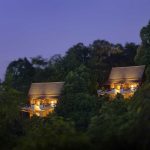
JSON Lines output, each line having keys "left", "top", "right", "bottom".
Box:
{"left": 21, "top": 104, "right": 55, "bottom": 112}
{"left": 98, "top": 88, "right": 137, "bottom": 96}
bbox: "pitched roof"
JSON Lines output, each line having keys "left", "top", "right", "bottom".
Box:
{"left": 108, "top": 65, "right": 145, "bottom": 84}
{"left": 28, "top": 82, "right": 64, "bottom": 97}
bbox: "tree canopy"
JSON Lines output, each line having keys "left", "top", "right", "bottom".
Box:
{"left": 1, "top": 20, "right": 150, "bottom": 150}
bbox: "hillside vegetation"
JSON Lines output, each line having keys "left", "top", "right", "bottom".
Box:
{"left": 0, "top": 21, "right": 150, "bottom": 150}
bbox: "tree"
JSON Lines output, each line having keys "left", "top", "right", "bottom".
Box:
{"left": 48, "top": 54, "right": 67, "bottom": 81}
{"left": 124, "top": 42, "right": 138, "bottom": 65}
{"left": 63, "top": 43, "right": 90, "bottom": 73}
{"left": 0, "top": 86, "right": 24, "bottom": 150}
{"left": 4, "top": 58, "right": 35, "bottom": 93}
{"left": 126, "top": 84, "right": 150, "bottom": 150}
{"left": 31, "top": 55, "right": 48, "bottom": 69}
{"left": 15, "top": 116, "right": 91, "bottom": 150}
{"left": 134, "top": 21, "right": 150, "bottom": 65}
{"left": 55, "top": 65, "right": 98, "bottom": 130}
{"left": 134, "top": 22, "right": 150, "bottom": 81}
{"left": 88, "top": 40, "right": 124, "bottom": 84}
{"left": 31, "top": 56, "right": 50, "bottom": 82}
{"left": 88, "top": 96, "right": 130, "bottom": 150}
{"left": 31, "top": 55, "right": 66, "bottom": 82}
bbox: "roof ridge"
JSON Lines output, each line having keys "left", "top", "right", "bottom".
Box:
{"left": 112, "top": 65, "right": 145, "bottom": 69}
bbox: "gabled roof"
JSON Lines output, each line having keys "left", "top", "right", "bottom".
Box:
{"left": 28, "top": 82, "right": 64, "bottom": 97}
{"left": 108, "top": 65, "right": 145, "bottom": 84}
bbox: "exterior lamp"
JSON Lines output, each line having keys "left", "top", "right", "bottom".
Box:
{"left": 131, "top": 85, "right": 135, "bottom": 91}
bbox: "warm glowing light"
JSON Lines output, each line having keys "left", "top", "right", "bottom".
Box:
{"left": 22, "top": 97, "right": 59, "bottom": 117}
{"left": 115, "top": 88, "right": 120, "bottom": 94}
{"left": 130, "top": 84, "right": 136, "bottom": 91}
{"left": 35, "top": 112, "right": 40, "bottom": 116}
{"left": 51, "top": 100, "right": 56, "bottom": 107}
{"left": 34, "top": 100, "right": 41, "bottom": 111}
{"left": 110, "top": 84, "right": 114, "bottom": 89}
{"left": 116, "top": 85, "right": 120, "bottom": 90}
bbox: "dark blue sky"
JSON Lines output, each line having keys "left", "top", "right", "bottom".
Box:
{"left": 0, "top": 0, "right": 150, "bottom": 80}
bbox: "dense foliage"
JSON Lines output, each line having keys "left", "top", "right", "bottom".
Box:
{"left": 0, "top": 21, "right": 150, "bottom": 150}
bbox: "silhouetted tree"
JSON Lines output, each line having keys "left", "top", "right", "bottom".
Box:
{"left": 4, "top": 58, "right": 35, "bottom": 93}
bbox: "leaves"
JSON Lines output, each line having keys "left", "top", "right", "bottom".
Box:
{"left": 1, "top": 21, "right": 150, "bottom": 150}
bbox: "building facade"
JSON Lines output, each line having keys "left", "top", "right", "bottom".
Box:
{"left": 98, "top": 65, "right": 145, "bottom": 99}
{"left": 21, "top": 82, "right": 64, "bottom": 117}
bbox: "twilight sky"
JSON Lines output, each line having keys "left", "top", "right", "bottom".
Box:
{"left": 0, "top": 0, "right": 150, "bottom": 80}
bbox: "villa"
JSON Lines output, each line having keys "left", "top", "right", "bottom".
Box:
{"left": 21, "top": 82, "right": 64, "bottom": 117}
{"left": 98, "top": 65, "right": 145, "bottom": 99}
{"left": 21, "top": 65, "right": 145, "bottom": 118}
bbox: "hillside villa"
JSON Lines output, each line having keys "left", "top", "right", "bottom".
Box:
{"left": 97, "top": 65, "right": 145, "bottom": 99}
{"left": 21, "top": 65, "right": 145, "bottom": 117}
{"left": 21, "top": 82, "right": 64, "bottom": 117}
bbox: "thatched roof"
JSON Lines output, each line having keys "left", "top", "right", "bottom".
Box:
{"left": 108, "top": 65, "right": 145, "bottom": 84}
{"left": 28, "top": 82, "right": 64, "bottom": 97}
